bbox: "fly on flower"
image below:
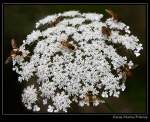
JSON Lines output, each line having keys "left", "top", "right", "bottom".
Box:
{"left": 5, "top": 38, "right": 22, "bottom": 64}
{"left": 101, "top": 26, "right": 111, "bottom": 37}
{"left": 61, "top": 36, "right": 75, "bottom": 50}
{"left": 49, "top": 16, "right": 64, "bottom": 27}
{"left": 105, "top": 9, "right": 121, "bottom": 22}
{"left": 60, "top": 34, "right": 75, "bottom": 51}
{"left": 118, "top": 64, "right": 138, "bottom": 82}
{"left": 84, "top": 91, "right": 99, "bottom": 106}
{"left": 61, "top": 41, "right": 75, "bottom": 51}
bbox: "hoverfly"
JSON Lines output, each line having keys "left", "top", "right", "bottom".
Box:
{"left": 61, "top": 41, "right": 75, "bottom": 50}
{"left": 105, "top": 9, "right": 121, "bottom": 22}
{"left": 49, "top": 16, "right": 64, "bottom": 27}
{"left": 5, "top": 38, "right": 22, "bottom": 64}
{"left": 60, "top": 35, "right": 75, "bottom": 51}
{"left": 84, "top": 91, "right": 99, "bottom": 106}
{"left": 101, "top": 26, "right": 111, "bottom": 37}
{"left": 118, "top": 64, "right": 138, "bottom": 82}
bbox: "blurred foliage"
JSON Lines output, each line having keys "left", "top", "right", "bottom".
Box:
{"left": 3, "top": 4, "right": 147, "bottom": 113}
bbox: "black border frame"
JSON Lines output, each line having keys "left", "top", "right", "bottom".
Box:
{"left": 1, "top": 2, "right": 149, "bottom": 119}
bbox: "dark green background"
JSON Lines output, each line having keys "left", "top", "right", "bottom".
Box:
{"left": 3, "top": 4, "right": 147, "bottom": 113}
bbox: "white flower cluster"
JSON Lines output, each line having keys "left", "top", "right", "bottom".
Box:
{"left": 13, "top": 10, "right": 143, "bottom": 112}
{"left": 22, "top": 85, "right": 38, "bottom": 110}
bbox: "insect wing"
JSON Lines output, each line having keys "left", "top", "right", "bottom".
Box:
{"left": 5, "top": 56, "right": 12, "bottom": 64}
{"left": 11, "top": 38, "right": 17, "bottom": 49}
{"left": 105, "top": 9, "right": 114, "bottom": 18}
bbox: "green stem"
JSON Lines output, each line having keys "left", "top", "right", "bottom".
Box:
{"left": 100, "top": 96, "right": 115, "bottom": 113}
{"left": 104, "top": 99, "right": 115, "bottom": 113}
